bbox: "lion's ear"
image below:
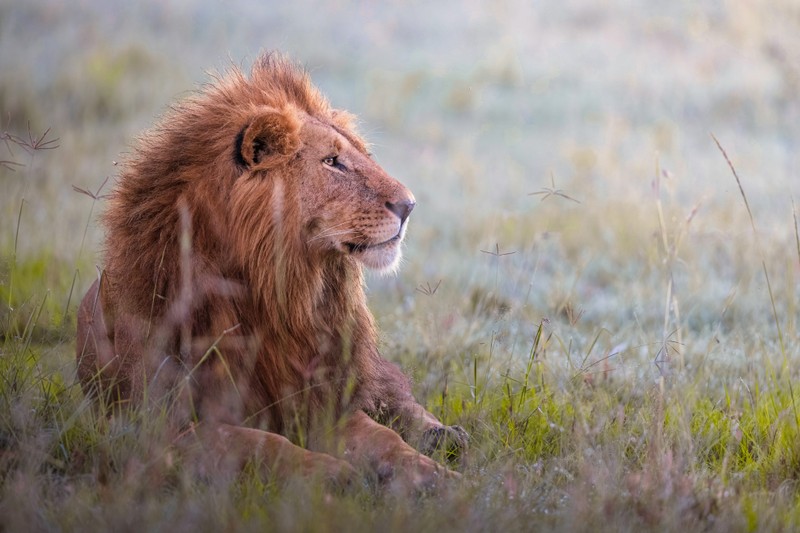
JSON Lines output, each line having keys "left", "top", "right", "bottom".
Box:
{"left": 236, "top": 106, "right": 301, "bottom": 170}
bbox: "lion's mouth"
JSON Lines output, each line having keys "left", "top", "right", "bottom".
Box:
{"left": 344, "top": 234, "right": 401, "bottom": 254}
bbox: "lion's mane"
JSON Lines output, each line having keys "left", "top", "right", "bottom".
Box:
{"left": 93, "top": 54, "right": 399, "bottom": 432}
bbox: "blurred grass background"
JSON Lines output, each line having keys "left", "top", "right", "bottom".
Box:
{"left": 2, "top": 0, "right": 800, "bottom": 530}
{"left": 3, "top": 0, "right": 799, "bottom": 255}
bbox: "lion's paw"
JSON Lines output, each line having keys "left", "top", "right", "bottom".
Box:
{"left": 419, "top": 424, "right": 469, "bottom": 461}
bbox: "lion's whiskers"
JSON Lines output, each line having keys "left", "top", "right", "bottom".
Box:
{"left": 307, "top": 222, "right": 354, "bottom": 244}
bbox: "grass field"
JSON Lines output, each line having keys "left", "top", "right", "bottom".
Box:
{"left": 2, "top": 0, "right": 800, "bottom": 530}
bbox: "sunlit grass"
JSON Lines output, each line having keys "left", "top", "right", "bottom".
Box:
{"left": 6, "top": 187, "right": 800, "bottom": 531}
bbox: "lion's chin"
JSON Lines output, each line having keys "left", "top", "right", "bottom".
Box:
{"left": 353, "top": 242, "right": 403, "bottom": 274}
{"left": 343, "top": 224, "right": 408, "bottom": 274}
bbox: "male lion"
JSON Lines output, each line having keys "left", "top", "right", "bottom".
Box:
{"left": 76, "top": 53, "right": 466, "bottom": 490}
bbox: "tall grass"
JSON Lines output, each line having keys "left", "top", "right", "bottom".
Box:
{"left": 5, "top": 130, "right": 799, "bottom": 530}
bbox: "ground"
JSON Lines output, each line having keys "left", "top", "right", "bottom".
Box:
{"left": 1, "top": 0, "right": 800, "bottom": 530}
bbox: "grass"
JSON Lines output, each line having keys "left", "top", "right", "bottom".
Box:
{"left": 3, "top": 0, "right": 800, "bottom": 530}
{"left": 2, "top": 139, "right": 800, "bottom": 531}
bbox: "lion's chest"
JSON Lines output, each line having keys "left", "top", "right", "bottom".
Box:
{"left": 241, "top": 323, "right": 353, "bottom": 432}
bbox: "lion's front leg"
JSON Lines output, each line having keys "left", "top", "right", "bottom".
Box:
{"left": 337, "top": 410, "right": 459, "bottom": 492}
{"left": 197, "top": 423, "right": 359, "bottom": 490}
{"left": 371, "top": 358, "right": 469, "bottom": 461}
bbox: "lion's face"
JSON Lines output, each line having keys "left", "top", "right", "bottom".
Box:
{"left": 296, "top": 118, "right": 415, "bottom": 271}
{"left": 233, "top": 106, "right": 415, "bottom": 272}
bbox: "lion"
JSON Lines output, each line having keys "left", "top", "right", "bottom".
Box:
{"left": 76, "top": 53, "right": 467, "bottom": 490}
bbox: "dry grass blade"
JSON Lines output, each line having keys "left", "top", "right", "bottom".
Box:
{"left": 64, "top": 177, "right": 111, "bottom": 320}
{"left": 2, "top": 126, "right": 59, "bottom": 153}
{"left": 480, "top": 243, "right": 516, "bottom": 257}
{"left": 793, "top": 197, "right": 800, "bottom": 269}
{"left": 416, "top": 279, "right": 442, "bottom": 296}
{"left": 711, "top": 133, "right": 755, "bottom": 233}
{"left": 1, "top": 160, "right": 23, "bottom": 171}
{"left": 2, "top": 128, "right": 18, "bottom": 155}
{"left": 528, "top": 172, "right": 581, "bottom": 203}
{"left": 72, "top": 176, "right": 111, "bottom": 201}
{"left": 73, "top": 177, "right": 110, "bottom": 260}
{"left": 18, "top": 123, "right": 60, "bottom": 152}
{"left": 712, "top": 133, "right": 785, "bottom": 359}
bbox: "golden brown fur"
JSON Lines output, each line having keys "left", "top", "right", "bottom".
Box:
{"left": 76, "top": 53, "right": 466, "bottom": 489}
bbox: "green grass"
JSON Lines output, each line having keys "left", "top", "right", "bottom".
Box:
{"left": 3, "top": 184, "right": 800, "bottom": 530}
{"left": 3, "top": 0, "right": 800, "bottom": 530}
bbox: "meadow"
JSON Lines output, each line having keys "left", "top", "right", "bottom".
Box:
{"left": 2, "top": 0, "right": 800, "bottom": 530}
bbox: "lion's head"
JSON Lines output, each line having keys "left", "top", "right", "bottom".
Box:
{"left": 231, "top": 101, "right": 415, "bottom": 273}
{"left": 104, "top": 54, "right": 415, "bottom": 322}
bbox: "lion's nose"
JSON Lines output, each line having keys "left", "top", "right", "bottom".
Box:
{"left": 385, "top": 199, "right": 415, "bottom": 224}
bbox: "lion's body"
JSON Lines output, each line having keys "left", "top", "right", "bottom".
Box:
{"left": 76, "top": 54, "right": 465, "bottom": 488}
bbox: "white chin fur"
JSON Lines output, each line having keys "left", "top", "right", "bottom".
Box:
{"left": 358, "top": 244, "right": 402, "bottom": 274}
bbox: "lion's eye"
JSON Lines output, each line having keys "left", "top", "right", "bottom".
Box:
{"left": 323, "top": 156, "right": 337, "bottom": 167}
